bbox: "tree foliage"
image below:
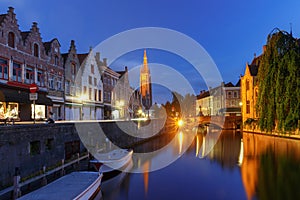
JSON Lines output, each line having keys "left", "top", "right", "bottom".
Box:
{"left": 257, "top": 29, "right": 300, "bottom": 132}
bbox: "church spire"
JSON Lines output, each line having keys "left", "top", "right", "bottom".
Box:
{"left": 142, "top": 49, "right": 149, "bottom": 73}
{"left": 140, "top": 49, "right": 152, "bottom": 110}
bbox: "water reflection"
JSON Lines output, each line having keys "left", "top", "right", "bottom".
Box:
{"left": 242, "top": 132, "right": 300, "bottom": 200}
{"left": 100, "top": 128, "right": 245, "bottom": 200}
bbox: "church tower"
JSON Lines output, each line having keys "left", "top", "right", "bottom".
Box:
{"left": 140, "top": 49, "right": 152, "bottom": 110}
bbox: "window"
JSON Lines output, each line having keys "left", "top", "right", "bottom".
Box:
{"left": 45, "top": 138, "right": 54, "bottom": 151}
{"left": 8, "top": 32, "right": 15, "bottom": 48}
{"left": 30, "top": 141, "right": 41, "bottom": 155}
{"left": 56, "top": 77, "right": 62, "bottom": 90}
{"left": 54, "top": 55, "right": 59, "bottom": 65}
{"left": 71, "top": 63, "right": 76, "bottom": 75}
{"left": 89, "top": 88, "right": 92, "bottom": 100}
{"left": 48, "top": 74, "right": 54, "bottom": 89}
{"left": 37, "top": 69, "right": 45, "bottom": 87}
{"left": 89, "top": 76, "right": 92, "bottom": 85}
{"left": 83, "top": 86, "right": 87, "bottom": 95}
{"left": 246, "top": 80, "right": 250, "bottom": 90}
{"left": 33, "top": 43, "right": 39, "bottom": 57}
{"left": 65, "top": 80, "right": 70, "bottom": 94}
{"left": 246, "top": 100, "right": 250, "bottom": 114}
{"left": 91, "top": 64, "right": 94, "bottom": 74}
{"left": 98, "top": 90, "right": 102, "bottom": 101}
{"left": 0, "top": 58, "right": 8, "bottom": 80}
{"left": 94, "top": 78, "right": 97, "bottom": 86}
{"left": 25, "top": 66, "right": 34, "bottom": 84}
{"left": 227, "top": 91, "right": 232, "bottom": 98}
{"left": 94, "top": 89, "right": 97, "bottom": 101}
{"left": 13, "top": 62, "right": 22, "bottom": 82}
{"left": 233, "top": 91, "right": 237, "bottom": 98}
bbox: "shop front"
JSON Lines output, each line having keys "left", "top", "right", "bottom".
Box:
{"left": 0, "top": 85, "right": 52, "bottom": 121}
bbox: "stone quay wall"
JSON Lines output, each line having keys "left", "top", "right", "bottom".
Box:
{"left": 0, "top": 119, "right": 167, "bottom": 190}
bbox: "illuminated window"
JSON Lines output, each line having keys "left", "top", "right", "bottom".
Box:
{"left": 8, "top": 32, "right": 15, "bottom": 48}
{"left": 71, "top": 63, "right": 76, "bottom": 75}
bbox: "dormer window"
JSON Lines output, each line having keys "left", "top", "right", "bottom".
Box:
{"left": 8, "top": 32, "right": 15, "bottom": 48}
{"left": 34, "top": 43, "right": 39, "bottom": 57}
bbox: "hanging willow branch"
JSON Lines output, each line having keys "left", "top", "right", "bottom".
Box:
{"left": 256, "top": 29, "right": 300, "bottom": 132}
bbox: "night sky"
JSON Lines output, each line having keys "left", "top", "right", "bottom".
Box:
{"left": 1, "top": 0, "right": 300, "bottom": 103}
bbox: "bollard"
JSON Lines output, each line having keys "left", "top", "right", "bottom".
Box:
{"left": 13, "top": 167, "right": 21, "bottom": 200}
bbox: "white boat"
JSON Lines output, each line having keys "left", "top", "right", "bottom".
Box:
{"left": 90, "top": 149, "right": 133, "bottom": 171}
{"left": 17, "top": 171, "right": 103, "bottom": 200}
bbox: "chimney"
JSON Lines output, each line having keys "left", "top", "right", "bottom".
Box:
{"left": 103, "top": 58, "right": 107, "bottom": 66}
{"left": 263, "top": 45, "right": 267, "bottom": 53}
{"left": 95, "top": 52, "right": 100, "bottom": 62}
{"left": 8, "top": 7, "right": 14, "bottom": 13}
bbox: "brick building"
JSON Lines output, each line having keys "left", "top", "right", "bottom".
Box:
{"left": 0, "top": 7, "right": 53, "bottom": 121}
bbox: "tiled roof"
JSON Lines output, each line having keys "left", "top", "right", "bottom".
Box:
{"left": 248, "top": 65, "right": 259, "bottom": 76}
{"left": 77, "top": 53, "right": 88, "bottom": 65}
{"left": 197, "top": 90, "right": 210, "bottom": 99}
{"left": 43, "top": 41, "right": 51, "bottom": 54}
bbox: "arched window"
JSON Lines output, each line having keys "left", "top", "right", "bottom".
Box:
{"left": 34, "top": 43, "right": 39, "bottom": 57}
{"left": 8, "top": 32, "right": 15, "bottom": 48}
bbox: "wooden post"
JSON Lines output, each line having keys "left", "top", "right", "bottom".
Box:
{"left": 41, "top": 166, "right": 47, "bottom": 186}
{"left": 13, "top": 167, "right": 21, "bottom": 199}
{"left": 61, "top": 159, "right": 65, "bottom": 176}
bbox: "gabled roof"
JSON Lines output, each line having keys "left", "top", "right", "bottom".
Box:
{"left": 0, "top": 14, "right": 6, "bottom": 25}
{"left": 77, "top": 53, "right": 88, "bottom": 65}
{"left": 21, "top": 31, "right": 30, "bottom": 41}
{"left": 248, "top": 65, "right": 259, "bottom": 76}
{"left": 197, "top": 90, "right": 210, "bottom": 99}
{"left": 43, "top": 41, "right": 51, "bottom": 53}
{"left": 235, "top": 79, "right": 241, "bottom": 87}
{"left": 224, "top": 82, "right": 234, "bottom": 87}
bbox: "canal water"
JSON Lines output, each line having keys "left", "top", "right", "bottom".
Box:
{"left": 97, "top": 128, "right": 300, "bottom": 200}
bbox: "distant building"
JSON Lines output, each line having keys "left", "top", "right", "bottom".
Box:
{"left": 62, "top": 40, "right": 82, "bottom": 120}
{"left": 196, "top": 81, "right": 241, "bottom": 116}
{"left": 140, "top": 50, "right": 152, "bottom": 110}
{"left": 95, "top": 53, "right": 120, "bottom": 119}
{"left": 240, "top": 55, "right": 260, "bottom": 123}
{"left": 44, "top": 38, "right": 64, "bottom": 120}
{"left": 77, "top": 49, "right": 104, "bottom": 120}
{"left": 113, "top": 66, "right": 131, "bottom": 119}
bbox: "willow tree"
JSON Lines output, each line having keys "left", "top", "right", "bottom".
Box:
{"left": 257, "top": 29, "right": 300, "bottom": 132}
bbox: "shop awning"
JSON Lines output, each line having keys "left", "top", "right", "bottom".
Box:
{"left": 0, "top": 88, "right": 52, "bottom": 106}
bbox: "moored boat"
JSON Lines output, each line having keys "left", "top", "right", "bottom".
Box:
{"left": 90, "top": 149, "right": 133, "bottom": 171}
{"left": 17, "top": 171, "right": 103, "bottom": 200}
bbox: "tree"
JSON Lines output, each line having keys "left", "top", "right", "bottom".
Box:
{"left": 257, "top": 28, "right": 300, "bottom": 132}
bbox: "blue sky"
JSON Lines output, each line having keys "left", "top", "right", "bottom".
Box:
{"left": 1, "top": 0, "right": 300, "bottom": 103}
